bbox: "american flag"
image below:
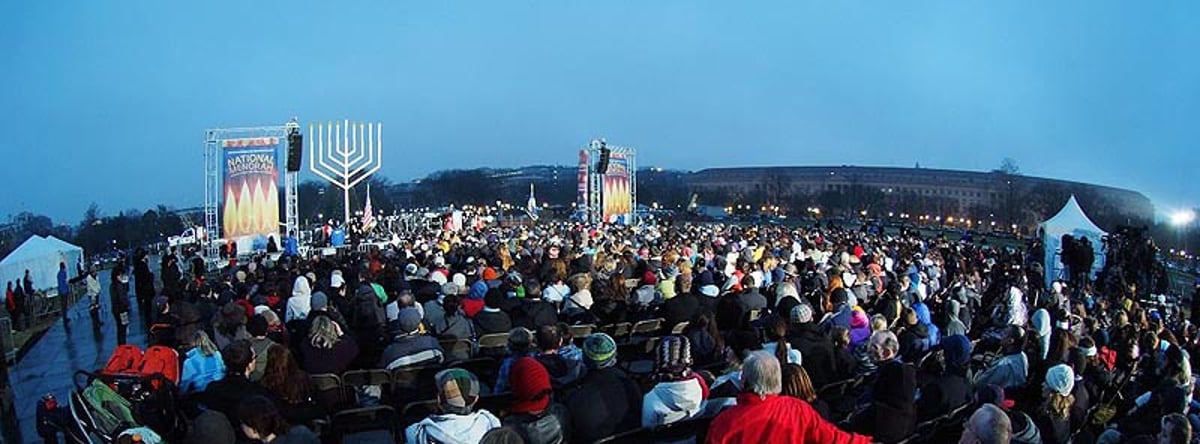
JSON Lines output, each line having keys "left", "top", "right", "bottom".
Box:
{"left": 362, "top": 184, "right": 377, "bottom": 232}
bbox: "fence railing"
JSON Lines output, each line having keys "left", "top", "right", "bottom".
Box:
{"left": 0, "top": 317, "right": 12, "bottom": 363}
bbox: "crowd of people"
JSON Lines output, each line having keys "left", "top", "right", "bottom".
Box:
{"left": 46, "top": 218, "right": 1200, "bottom": 443}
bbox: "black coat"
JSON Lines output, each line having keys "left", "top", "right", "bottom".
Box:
{"left": 915, "top": 372, "right": 971, "bottom": 421}
{"left": 201, "top": 374, "right": 274, "bottom": 421}
{"left": 564, "top": 368, "right": 642, "bottom": 443}
{"left": 787, "top": 323, "right": 840, "bottom": 387}
{"left": 659, "top": 293, "right": 700, "bottom": 329}
{"left": 853, "top": 360, "right": 916, "bottom": 443}
{"left": 474, "top": 310, "right": 513, "bottom": 335}
{"left": 512, "top": 300, "right": 558, "bottom": 330}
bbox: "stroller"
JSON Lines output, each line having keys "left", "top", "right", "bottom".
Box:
{"left": 63, "top": 345, "right": 185, "bottom": 443}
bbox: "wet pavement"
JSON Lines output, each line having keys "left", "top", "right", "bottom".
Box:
{"left": 1, "top": 268, "right": 150, "bottom": 444}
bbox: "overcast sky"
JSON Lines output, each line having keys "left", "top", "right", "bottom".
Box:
{"left": 2, "top": 1, "right": 1197, "bottom": 223}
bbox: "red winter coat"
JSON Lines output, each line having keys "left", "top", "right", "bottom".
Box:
{"left": 707, "top": 394, "right": 870, "bottom": 444}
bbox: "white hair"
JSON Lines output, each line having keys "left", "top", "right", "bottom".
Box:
{"left": 742, "top": 351, "right": 782, "bottom": 398}
{"left": 969, "top": 404, "right": 1012, "bottom": 444}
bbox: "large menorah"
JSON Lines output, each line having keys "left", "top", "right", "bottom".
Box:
{"left": 309, "top": 120, "right": 383, "bottom": 224}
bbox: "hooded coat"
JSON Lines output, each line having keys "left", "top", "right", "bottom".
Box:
{"left": 1030, "top": 309, "right": 1051, "bottom": 361}
{"left": 286, "top": 276, "right": 313, "bottom": 322}
{"left": 404, "top": 410, "right": 501, "bottom": 444}
{"left": 912, "top": 302, "right": 940, "bottom": 346}
{"left": 898, "top": 322, "right": 933, "bottom": 364}
{"left": 944, "top": 299, "right": 968, "bottom": 337}
{"left": 641, "top": 377, "right": 707, "bottom": 428}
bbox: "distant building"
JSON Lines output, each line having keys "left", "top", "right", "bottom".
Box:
{"left": 688, "top": 165, "right": 1153, "bottom": 225}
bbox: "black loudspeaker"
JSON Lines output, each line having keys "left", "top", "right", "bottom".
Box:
{"left": 286, "top": 129, "right": 303, "bottom": 172}
{"left": 598, "top": 147, "right": 611, "bottom": 174}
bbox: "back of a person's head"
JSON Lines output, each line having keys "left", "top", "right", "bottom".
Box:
{"left": 508, "top": 327, "right": 534, "bottom": 354}
{"left": 535, "top": 324, "right": 562, "bottom": 352}
{"left": 222, "top": 340, "right": 253, "bottom": 376}
{"left": 742, "top": 351, "right": 782, "bottom": 398}
{"left": 485, "top": 288, "right": 505, "bottom": 309}
{"left": 479, "top": 426, "right": 526, "bottom": 444}
{"left": 780, "top": 363, "right": 817, "bottom": 403}
{"left": 192, "top": 330, "right": 220, "bottom": 357}
{"left": 236, "top": 396, "right": 288, "bottom": 440}
{"left": 967, "top": 403, "right": 1011, "bottom": 444}
{"left": 1163, "top": 413, "right": 1192, "bottom": 444}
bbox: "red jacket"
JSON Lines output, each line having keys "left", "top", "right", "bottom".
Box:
{"left": 707, "top": 394, "right": 870, "bottom": 444}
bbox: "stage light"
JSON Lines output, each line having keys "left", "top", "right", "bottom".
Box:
{"left": 1171, "top": 210, "right": 1196, "bottom": 227}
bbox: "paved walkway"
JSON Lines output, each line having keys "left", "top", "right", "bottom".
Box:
{"left": 1, "top": 268, "right": 150, "bottom": 444}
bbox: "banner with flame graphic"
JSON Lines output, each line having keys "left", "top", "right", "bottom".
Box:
{"left": 221, "top": 137, "right": 282, "bottom": 253}
{"left": 602, "top": 152, "right": 632, "bottom": 223}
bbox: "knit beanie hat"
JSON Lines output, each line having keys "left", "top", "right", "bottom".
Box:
{"left": 791, "top": 304, "right": 814, "bottom": 325}
{"left": 1045, "top": 364, "right": 1075, "bottom": 396}
{"left": 654, "top": 335, "right": 694, "bottom": 381}
{"left": 583, "top": 333, "right": 617, "bottom": 369}
{"left": 509, "top": 357, "right": 552, "bottom": 414}
{"left": 435, "top": 368, "right": 480, "bottom": 415}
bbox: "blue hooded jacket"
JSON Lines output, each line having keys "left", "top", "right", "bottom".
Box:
{"left": 912, "top": 302, "right": 940, "bottom": 346}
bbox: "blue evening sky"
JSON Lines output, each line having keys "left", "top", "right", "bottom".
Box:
{"left": 2, "top": 1, "right": 1197, "bottom": 223}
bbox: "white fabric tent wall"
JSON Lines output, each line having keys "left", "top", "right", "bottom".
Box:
{"left": 1039, "top": 195, "right": 1107, "bottom": 289}
{"left": 0, "top": 235, "right": 84, "bottom": 295}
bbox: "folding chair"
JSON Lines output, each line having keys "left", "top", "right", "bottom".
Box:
{"left": 342, "top": 369, "right": 392, "bottom": 388}
{"left": 477, "top": 333, "right": 510, "bottom": 358}
{"left": 331, "top": 405, "right": 399, "bottom": 442}
{"left": 630, "top": 318, "right": 664, "bottom": 336}
{"left": 448, "top": 357, "right": 500, "bottom": 392}
{"left": 568, "top": 324, "right": 596, "bottom": 339}
{"left": 398, "top": 399, "right": 439, "bottom": 428}
{"left": 439, "top": 338, "right": 476, "bottom": 363}
{"left": 648, "top": 415, "right": 714, "bottom": 443}
{"left": 592, "top": 427, "right": 647, "bottom": 444}
{"left": 670, "top": 321, "right": 690, "bottom": 335}
{"left": 309, "top": 373, "right": 346, "bottom": 413}
{"left": 600, "top": 322, "right": 633, "bottom": 341}
{"left": 391, "top": 364, "right": 443, "bottom": 404}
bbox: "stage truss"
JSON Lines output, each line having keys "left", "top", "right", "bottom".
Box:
{"left": 203, "top": 123, "right": 299, "bottom": 262}
{"left": 583, "top": 139, "right": 637, "bottom": 225}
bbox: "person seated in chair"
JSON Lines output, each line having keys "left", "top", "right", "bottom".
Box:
{"left": 405, "top": 369, "right": 501, "bottom": 443}
{"left": 379, "top": 308, "right": 443, "bottom": 370}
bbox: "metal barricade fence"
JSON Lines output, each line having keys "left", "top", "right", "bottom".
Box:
{"left": 0, "top": 317, "right": 13, "bottom": 363}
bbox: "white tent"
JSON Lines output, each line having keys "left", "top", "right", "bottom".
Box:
{"left": 0, "top": 235, "right": 84, "bottom": 295}
{"left": 1039, "top": 195, "right": 1107, "bottom": 289}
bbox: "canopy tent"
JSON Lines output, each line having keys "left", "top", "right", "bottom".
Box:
{"left": 1039, "top": 195, "right": 1107, "bottom": 289}
{"left": 0, "top": 235, "right": 84, "bottom": 295}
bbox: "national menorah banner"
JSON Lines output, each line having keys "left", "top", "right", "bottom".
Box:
{"left": 221, "top": 137, "right": 283, "bottom": 253}
{"left": 602, "top": 152, "right": 633, "bottom": 223}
